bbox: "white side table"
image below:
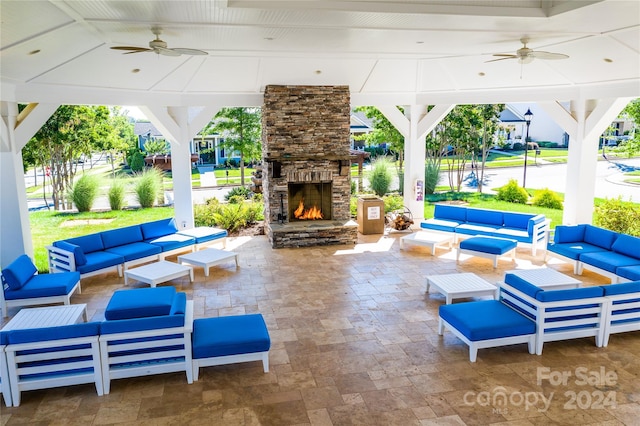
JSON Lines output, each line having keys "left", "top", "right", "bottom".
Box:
{"left": 400, "top": 231, "right": 454, "bottom": 255}
{"left": 1, "top": 304, "right": 87, "bottom": 331}
{"left": 426, "top": 273, "right": 497, "bottom": 304}
{"left": 124, "top": 261, "right": 193, "bottom": 287}
{"left": 505, "top": 268, "right": 582, "bottom": 290}
{"left": 178, "top": 248, "right": 239, "bottom": 277}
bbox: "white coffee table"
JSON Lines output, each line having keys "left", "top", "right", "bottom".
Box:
{"left": 505, "top": 268, "right": 582, "bottom": 290}
{"left": 1, "top": 304, "right": 87, "bottom": 331}
{"left": 124, "top": 261, "right": 193, "bottom": 287}
{"left": 178, "top": 248, "right": 239, "bottom": 277}
{"left": 426, "top": 273, "right": 497, "bottom": 304}
{"left": 400, "top": 231, "right": 454, "bottom": 255}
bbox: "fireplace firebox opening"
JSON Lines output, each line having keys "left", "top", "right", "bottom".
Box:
{"left": 288, "top": 182, "right": 332, "bottom": 221}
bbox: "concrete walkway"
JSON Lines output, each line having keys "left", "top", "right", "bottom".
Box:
{"left": 197, "top": 165, "right": 218, "bottom": 187}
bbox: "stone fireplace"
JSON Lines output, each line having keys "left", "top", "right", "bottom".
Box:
{"left": 262, "top": 85, "right": 357, "bottom": 248}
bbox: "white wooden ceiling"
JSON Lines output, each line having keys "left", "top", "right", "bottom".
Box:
{"left": 1, "top": 0, "right": 639, "bottom": 107}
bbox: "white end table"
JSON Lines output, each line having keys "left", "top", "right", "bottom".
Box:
{"left": 178, "top": 248, "right": 239, "bottom": 277}
{"left": 505, "top": 268, "right": 582, "bottom": 290}
{"left": 400, "top": 231, "right": 454, "bottom": 255}
{"left": 1, "top": 304, "right": 87, "bottom": 331}
{"left": 426, "top": 273, "right": 497, "bottom": 304}
{"left": 124, "top": 261, "right": 193, "bottom": 287}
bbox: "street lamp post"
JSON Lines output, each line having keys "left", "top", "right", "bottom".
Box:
{"left": 522, "top": 108, "right": 533, "bottom": 188}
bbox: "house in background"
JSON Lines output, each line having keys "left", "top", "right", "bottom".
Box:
{"left": 133, "top": 122, "right": 165, "bottom": 150}
{"left": 501, "top": 104, "right": 569, "bottom": 148}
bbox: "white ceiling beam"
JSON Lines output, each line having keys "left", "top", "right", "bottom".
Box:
{"left": 416, "top": 104, "right": 456, "bottom": 140}
{"left": 14, "top": 103, "right": 59, "bottom": 150}
{"left": 377, "top": 105, "right": 409, "bottom": 138}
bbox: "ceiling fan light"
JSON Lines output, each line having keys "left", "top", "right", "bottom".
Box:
{"left": 519, "top": 56, "right": 534, "bottom": 65}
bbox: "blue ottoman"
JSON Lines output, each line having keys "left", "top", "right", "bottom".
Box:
{"left": 439, "top": 300, "right": 536, "bottom": 362}
{"left": 458, "top": 236, "right": 517, "bottom": 268}
{"left": 192, "top": 313, "right": 270, "bottom": 380}
{"left": 105, "top": 287, "right": 177, "bottom": 320}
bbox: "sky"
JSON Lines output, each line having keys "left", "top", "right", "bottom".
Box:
{"left": 121, "top": 106, "right": 148, "bottom": 120}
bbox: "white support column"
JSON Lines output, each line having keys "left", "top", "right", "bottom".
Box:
{"left": 560, "top": 98, "right": 630, "bottom": 224}
{"left": 1, "top": 102, "right": 58, "bottom": 267}
{"left": 403, "top": 105, "right": 428, "bottom": 221}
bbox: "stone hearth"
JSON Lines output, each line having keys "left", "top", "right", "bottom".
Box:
{"left": 262, "top": 85, "right": 357, "bottom": 248}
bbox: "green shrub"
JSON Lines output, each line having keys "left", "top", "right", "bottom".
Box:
{"left": 496, "top": 179, "right": 529, "bottom": 204}
{"left": 350, "top": 179, "right": 356, "bottom": 195}
{"left": 108, "top": 179, "right": 127, "bottom": 211}
{"left": 213, "top": 204, "right": 247, "bottom": 233}
{"left": 244, "top": 200, "right": 265, "bottom": 224}
{"left": 369, "top": 156, "right": 393, "bottom": 197}
{"left": 194, "top": 197, "right": 264, "bottom": 232}
{"left": 532, "top": 188, "right": 563, "bottom": 210}
{"left": 350, "top": 196, "right": 358, "bottom": 217}
{"left": 129, "top": 151, "right": 145, "bottom": 172}
{"left": 594, "top": 197, "right": 640, "bottom": 236}
{"left": 134, "top": 167, "right": 163, "bottom": 208}
{"left": 424, "top": 161, "right": 441, "bottom": 195}
{"left": 224, "top": 185, "right": 252, "bottom": 201}
{"left": 70, "top": 174, "right": 100, "bottom": 212}
{"left": 383, "top": 194, "right": 404, "bottom": 214}
{"left": 228, "top": 195, "right": 246, "bottom": 204}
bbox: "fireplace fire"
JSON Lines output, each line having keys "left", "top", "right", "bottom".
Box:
{"left": 288, "top": 182, "right": 332, "bottom": 221}
{"left": 294, "top": 199, "right": 324, "bottom": 220}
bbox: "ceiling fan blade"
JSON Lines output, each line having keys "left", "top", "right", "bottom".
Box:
{"left": 485, "top": 56, "right": 517, "bottom": 63}
{"left": 172, "top": 48, "right": 208, "bottom": 56}
{"left": 156, "top": 47, "right": 181, "bottom": 57}
{"left": 111, "top": 46, "right": 151, "bottom": 52}
{"left": 531, "top": 51, "right": 569, "bottom": 60}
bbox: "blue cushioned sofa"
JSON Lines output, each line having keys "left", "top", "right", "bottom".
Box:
{"left": 47, "top": 219, "right": 227, "bottom": 278}
{"left": 421, "top": 204, "right": 550, "bottom": 256}
{"left": 546, "top": 224, "right": 640, "bottom": 283}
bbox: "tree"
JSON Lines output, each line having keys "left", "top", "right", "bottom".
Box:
{"left": 439, "top": 105, "right": 482, "bottom": 191}
{"left": 476, "top": 104, "right": 504, "bottom": 192}
{"left": 613, "top": 98, "right": 640, "bottom": 158}
{"left": 203, "top": 108, "right": 262, "bottom": 186}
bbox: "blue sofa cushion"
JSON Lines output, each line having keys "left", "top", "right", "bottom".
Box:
{"left": 105, "top": 287, "right": 177, "bottom": 320}
{"left": 535, "top": 286, "right": 604, "bottom": 302}
{"left": 527, "top": 215, "right": 546, "bottom": 235}
{"left": 76, "top": 251, "right": 124, "bottom": 275}
{"left": 460, "top": 237, "right": 517, "bottom": 255}
{"left": 492, "top": 228, "right": 530, "bottom": 243}
{"left": 504, "top": 273, "right": 542, "bottom": 298}
{"left": 456, "top": 223, "right": 500, "bottom": 236}
{"left": 616, "top": 265, "right": 640, "bottom": 281}
{"left": 147, "top": 234, "right": 196, "bottom": 252}
{"left": 503, "top": 212, "right": 532, "bottom": 231}
{"left": 579, "top": 251, "right": 640, "bottom": 273}
{"left": 433, "top": 204, "right": 467, "bottom": 222}
{"left": 104, "top": 242, "right": 161, "bottom": 262}
{"left": 7, "top": 322, "right": 100, "bottom": 344}
{"left": 584, "top": 225, "right": 618, "bottom": 250}
{"left": 420, "top": 219, "right": 461, "bottom": 233}
{"left": 601, "top": 281, "right": 640, "bottom": 296}
{"left": 611, "top": 234, "right": 640, "bottom": 259}
{"left": 100, "top": 314, "right": 185, "bottom": 334}
{"left": 61, "top": 233, "right": 104, "bottom": 254}
{"left": 192, "top": 314, "right": 271, "bottom": 359}
{"left": 547, "top": 242, "right": 607, "bottom": 261}
{"left": 439, "top": 300, "right": 535, "bottom": 341}
{"left": 141, "top": 218, "right": 179, "bottom": 240}
{"left": 54, "top": 241, "right": 87, "bottom": 266}
{"left": 466, "top": 208, "right": 504, "bottom": 227}
{"left": 2, "top": 254, "right": 37, "bottom": 290}
{"left": 176, "top": 227, "right": 227, "bottom": 244}
{"left": 554, "top": 225, "right": 586, "bottom": 244}
{"left": 4, "top": 272, "right": 80, "bottom": 300}
{"left": 100, "top": 225, "right": 144, "bottom": 249}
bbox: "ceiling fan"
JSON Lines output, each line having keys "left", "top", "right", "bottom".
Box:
{"left": 111, "top": 28, "right": 207, "bottom": 57}
{"left": 486, "top": 37, "right": 569, "bottom": 64}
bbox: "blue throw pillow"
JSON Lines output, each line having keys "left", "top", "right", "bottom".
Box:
{"left": 554, "top": 225, "right": 585, "bottom": 244}
{"left": 584, "top": 225, "right": 617, "bottom": 250}
{"left": 55, "top": 241, "right": 87, "bottom": 266}
{"left": 611, "top": 234, "right": 640, "bottom": 259}
{"left": 1, "top": 254, "right": 37, "bottom": 290}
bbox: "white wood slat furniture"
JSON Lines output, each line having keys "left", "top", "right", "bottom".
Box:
{"left": 426, "top": 273, "right": 497, "bottom": 304}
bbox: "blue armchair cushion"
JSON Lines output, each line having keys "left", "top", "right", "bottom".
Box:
{"left": 105, "top": 287, "right": 177, "bottom": 320}
{"left": 141, "top": 218, "right": 179, "bottom": 240}
{"left": 466, "top": 208, "right": 503, "bottom": 227}
{"left": 535, "top": 286, "right": 604, "bottom": 302}
{"left": 100, "top": 225, "right": 144, "bottom": 249}
{"left": 584, "top": 225, "right": 618, "bottom": 250}
{"left": 192, "top": 314, "right": 271, "bottom": 359}
{"left": 170, "top": 292, "right": 187, "bottom": 315}
{"left": 54, "top": 241, "right": 87, "bottom": 266}
{"left": 3, "top": 272, "right": 80, "bottom": 300}
{"left": 611, "top": 234, "right": 640, "bottom": 259}
{"left": 459, "top": 237, "right": 516, "bottom": 255}
{"left": 579, "top": 251, "right": 640, "bottom": 273}
{"left": 601, "top": 281, "right": 640, "bottom": 296}
{"left": 103, "top": 242, "right": 161, "bottom": 262}
{"left": 503, "top": 212, "right": 531, "bottom": 230}
{"left": 76, "top": 251, "right": 124, "bottom": 275}
{"left": 439, "top": 300, "right": 535, "bottom": 341}
{"left": 62, "top": 233, "right": 104, "bottom": 254}
{"left": 504, "top": 273, "right": 542, "bottom": 298}
{"left": 2, "top": 254, "right": 37, "bottom": 290}
{"left": 99, "top": 314, "right": 185, "bottom": 334}
{"left": 6, "top": 322, "right": 100, "bottom": 344}
{"left": 554, "top": 225, "right": 586, "bottom": 244}
{"left": 433, "top": 204, "right": 467, "bottom": 222}
{"left": 616, "top": 265, "right": 640, "bottom": 282}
